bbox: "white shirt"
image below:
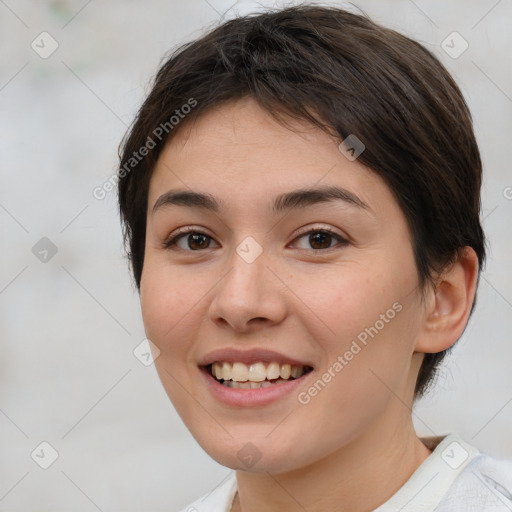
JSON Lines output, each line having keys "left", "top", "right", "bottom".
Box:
{"left": 178, "top": 433, "right": 512, "bottom": 511}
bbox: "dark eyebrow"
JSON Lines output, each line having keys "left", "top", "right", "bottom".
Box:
{"left": 151, "top": 185, "right": 371, "bottom": 216}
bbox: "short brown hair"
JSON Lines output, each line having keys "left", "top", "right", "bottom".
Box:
{"left": 117, "top": 4, "right": 486, "bottom": 399}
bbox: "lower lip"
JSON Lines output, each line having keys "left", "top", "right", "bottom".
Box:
{"left": 199, "top": 366, "right": 313, "bottom": 407}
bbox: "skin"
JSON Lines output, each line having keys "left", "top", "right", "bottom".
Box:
{"left": 140, "top": 96, "right": 479, "bottom": 512}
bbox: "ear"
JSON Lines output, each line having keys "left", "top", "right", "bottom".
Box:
{"left": 415, "top": 246, "right": 479, "bottom": 354}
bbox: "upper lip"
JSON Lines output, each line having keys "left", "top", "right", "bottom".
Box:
{"left": 198, "top": 348, "right": 314, "bottom": 368}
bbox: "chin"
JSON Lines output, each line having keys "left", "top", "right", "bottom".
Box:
{"left": 196, "top": 435, "right": 306, "bottom": 474}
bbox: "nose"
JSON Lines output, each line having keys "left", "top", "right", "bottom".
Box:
{"left": 207, "top": 239, "right": 288, "bottom": 333}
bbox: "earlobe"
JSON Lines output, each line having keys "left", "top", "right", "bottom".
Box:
{"left": 415, "top": 247, "right": 479, "bottom": 353}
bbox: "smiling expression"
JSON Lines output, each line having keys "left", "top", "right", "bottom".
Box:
{"left": 139, "top": 96, "right": 428, "bottom": 473}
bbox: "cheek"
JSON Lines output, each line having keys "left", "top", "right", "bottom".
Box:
{"left": 302, "top": 262, "right": 392, "bottom": 345}
{"left": 139, "top": 258, "right": 194, "bottom": 357}
{"left": 301, "top": 261, "right": 416, "bottom": 399}
{"left": 139, "top": 260, "right": 202, "bottom": 413}
{"left": 140, "top": 269, "right": 170, "bottom": 345}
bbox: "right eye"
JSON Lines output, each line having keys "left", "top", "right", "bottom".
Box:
{"left": 163, "top": 228, "right": 219, "bottom": 251}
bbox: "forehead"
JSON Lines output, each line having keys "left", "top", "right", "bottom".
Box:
{"left": 164, "top": 97, "right": 342, "bottom": 168}
{"left": 148, "top": 97, "right": 398, "bottom": 221}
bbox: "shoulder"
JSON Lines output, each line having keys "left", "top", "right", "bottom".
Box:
{"left": 177, "top": 471, "right": 237, "bottom": 512}
{"left": 375, "top": 432, "right": 512, "bottom": 512}
{"left": 436, "top": 449, "right": 512, "bottom": 511}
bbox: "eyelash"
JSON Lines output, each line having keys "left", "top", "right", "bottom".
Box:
{"left": 162, "top": 226, "right": 349, "bottom": 253}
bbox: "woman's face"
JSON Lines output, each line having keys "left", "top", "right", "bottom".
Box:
{"left": 140, "top": 97, "right": 428, "bottom": 473}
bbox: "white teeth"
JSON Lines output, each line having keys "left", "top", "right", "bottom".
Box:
{"left": 222, "top": 362, "right": 231, "bottom": 381}
{"left": 280, "top": 364, "right": 291, "bottom": 379}
{"left": 266, "top": 362, "right": 281, "bottom": 380}
{"left": 210, "top": 361, "right": 308, "bottom": 383}
{"left": 223, "top": 378, "right": 289, "bottom": 389}
{"left": 231, "top": 362, "right": 249, "bottom": 381}
{"left": 248, "top": 362, "right": 266, "bottom": 382}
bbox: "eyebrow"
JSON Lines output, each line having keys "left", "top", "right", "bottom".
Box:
{"left": 151, "top": 185, "right": 371, "bottom": 216}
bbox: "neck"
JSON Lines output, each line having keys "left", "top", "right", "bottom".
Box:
{"left": 231, "top": 418, "right": 432, "bottom": 512}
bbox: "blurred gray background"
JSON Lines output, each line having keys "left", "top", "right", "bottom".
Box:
{"left": 1, "top": 0, "right": 511, "bottom": 510}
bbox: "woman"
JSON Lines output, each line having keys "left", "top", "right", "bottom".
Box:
{"left": 117, "top": 4, "right": 512, "bottom": 511}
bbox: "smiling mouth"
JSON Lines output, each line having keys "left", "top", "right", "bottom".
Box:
{"left": 204, "top": 361, "right": 314, "bottom": 389}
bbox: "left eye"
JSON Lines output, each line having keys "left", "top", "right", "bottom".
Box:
{"left": 293, "top": 229, "right": 348, "bottom": 251}
{"left": 163, "top": 228, "right": 348, "bottom": 252}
